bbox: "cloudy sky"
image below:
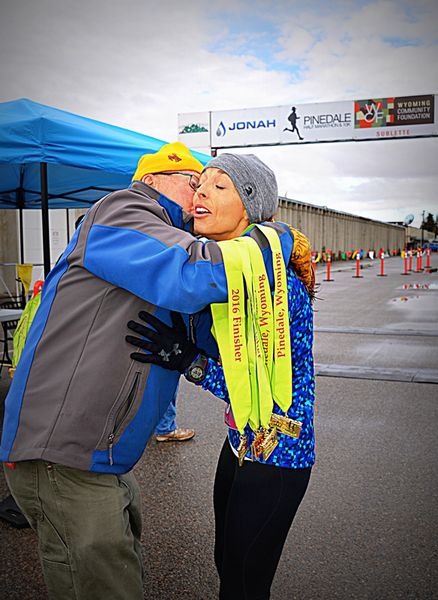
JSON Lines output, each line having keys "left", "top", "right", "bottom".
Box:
{"left": 1, "top": 0, "right": 437, "bottom": 227}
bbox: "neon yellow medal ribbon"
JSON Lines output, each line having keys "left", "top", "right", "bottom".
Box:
{"left": 255, "top": 225, "right": 292, "bottom": 413}
{"left": 211, "top": 228, "right": 292, "bottom": 433}
{"left": 235, "top": 238, "right": 273, "bottom": 430}
{"left": 210, "top": 240, "right": 252, "bottom": 433}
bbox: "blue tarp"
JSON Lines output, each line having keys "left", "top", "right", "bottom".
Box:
{"left": 0, "top": 98, "right": 210, "bottom": 209}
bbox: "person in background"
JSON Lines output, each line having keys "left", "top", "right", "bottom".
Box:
{"left": 154, "top": 386, "right": 194, "bottom": 442}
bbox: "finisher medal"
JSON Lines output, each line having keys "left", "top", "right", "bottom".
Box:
{"left": 237, "top": 434, "right": 249, "bottom": 467}
{"left": 261, "top": 427, "right": 279, "bottom": 461}
{"left": 269, "top": 413, "right": 302, "bottom": 438}
{"left": 251, "top": 429, "right": 266, "bottom": 460}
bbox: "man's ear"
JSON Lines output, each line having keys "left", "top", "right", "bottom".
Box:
{"left": 142, "top": 173, "right": 156, "bottom": 186}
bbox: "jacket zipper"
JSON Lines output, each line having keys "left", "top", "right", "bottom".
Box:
{"left": 108, "top": 433, "right": 115, "bottom": 466}
{"left": 108, "top": 371, "right": 141, "bottom": 465}
{"left": 189, "top": 315, "right": 195, "bottom": 344}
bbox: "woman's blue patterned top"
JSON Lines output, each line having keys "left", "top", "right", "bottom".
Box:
{"left": 194, "top": 266, "right": 315, "bottom": 469}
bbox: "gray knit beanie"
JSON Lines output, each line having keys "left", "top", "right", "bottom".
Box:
{"left": 204, "top": 153, "right": 278, "bottom": 223}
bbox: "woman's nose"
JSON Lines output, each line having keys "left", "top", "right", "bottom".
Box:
{"left": 196, "top": 184, "right": 207, "bottom": 198}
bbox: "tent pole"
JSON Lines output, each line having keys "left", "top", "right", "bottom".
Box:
{"left": 16, "top": 188, "right": 25, "bottom": 263}
{"left": 66, "top": 209, "right": 70, "bottom": 243}
{"left": 40, "top": 162, "right": 51, "bottom": 277}
{"left": 19, "top": 208, "right": 24, "bottom": 264}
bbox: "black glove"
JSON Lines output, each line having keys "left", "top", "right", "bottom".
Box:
{"left": 126, "top": 311, "right": 200, "bottom": 373}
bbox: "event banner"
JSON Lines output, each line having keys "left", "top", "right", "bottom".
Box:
{"left": 178, "top": 94, "right": 437, "bottom": 150}
{"left": 177, "top": 111, "right": 210, "bottom": 152}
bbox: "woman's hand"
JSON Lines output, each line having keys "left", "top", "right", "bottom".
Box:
{"left": 126, "top": 311, "right": 200, "bottom": 373}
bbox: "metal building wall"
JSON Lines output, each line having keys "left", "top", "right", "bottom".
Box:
{"left": 277, "top": 198, "right": 405, "bottom": 254}
{"left": 406, "top": 225, "right": 434, "bottom": 243}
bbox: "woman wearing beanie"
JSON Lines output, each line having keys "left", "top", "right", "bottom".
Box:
{"left": 127, "top": 153, "right": 315, "bottom": 600}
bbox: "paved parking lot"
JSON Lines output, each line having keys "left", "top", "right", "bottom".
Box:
{"left": 1, "top": 254, "right": 437, "bottom": 599}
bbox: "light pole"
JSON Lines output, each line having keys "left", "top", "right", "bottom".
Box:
{"left": 421, "top": 210, "right": 425, "bottom": 246}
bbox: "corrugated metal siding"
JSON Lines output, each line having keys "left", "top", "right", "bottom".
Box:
{"left": 277, "top": 198, "right": 406, "bottom": 254}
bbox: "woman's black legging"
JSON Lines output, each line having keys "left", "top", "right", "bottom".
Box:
{"left": 213, "top": 438, "right": 311, "bottom": 600}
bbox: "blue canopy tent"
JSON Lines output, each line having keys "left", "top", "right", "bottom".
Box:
{"left": 0, "top": 98, "right": 210, "bottom": 275}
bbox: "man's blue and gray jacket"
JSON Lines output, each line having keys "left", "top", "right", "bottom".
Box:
{"left": 0, "top": 181, "right": 294, "bottom": 474}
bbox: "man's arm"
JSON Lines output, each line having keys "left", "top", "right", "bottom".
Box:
{"left": 81, "top": 189, "right": 294, "bottom": 313}
{"left": 125, "top": 310, "right": 229, "bottom": 400}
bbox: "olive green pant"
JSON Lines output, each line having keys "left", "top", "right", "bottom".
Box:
{"left": 4, "top": 461, "right": 144, "bottom": 600}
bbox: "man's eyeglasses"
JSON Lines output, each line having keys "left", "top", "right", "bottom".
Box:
{"left": 156, "top": 172, "right": 200, "bottom": 191}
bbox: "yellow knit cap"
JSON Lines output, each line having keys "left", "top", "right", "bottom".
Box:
{"left": 132, "top": 141, "right": 204, "bottom": 181}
